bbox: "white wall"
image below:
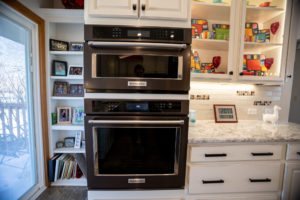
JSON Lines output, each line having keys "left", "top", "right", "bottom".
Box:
{"left": 190, "top": 82, "right": 282, "bottom": 121}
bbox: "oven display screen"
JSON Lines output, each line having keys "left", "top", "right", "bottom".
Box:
{"left": 127, "top": 30, "right": 150, "bottom": 38}
{"left": 126, "top": 102, "right": 149, "bottom": 112}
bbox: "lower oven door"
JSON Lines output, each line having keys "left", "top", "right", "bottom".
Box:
{"left": 85, "top": 115, "right": 188, "bottom": 189}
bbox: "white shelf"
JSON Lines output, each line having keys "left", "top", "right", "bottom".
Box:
{"left": 54, "top": 147, "right": 85, "bottom": 154}
{"left": 239, "top": 75, "right": 283, "bottom": 82}
{"left": 192, "top": 39, "right": 229, "bottom": 51}
{"left": 37, "top": 8, "right": 84, "bottom": 23}
{"left": 51, "top": 125, "right": 84, "bottom": 131}
{"left": 51, "top": 176, "right": 87, "bottom": 186}
{"left": 191, "top": 72, "right": 231, "bottom": 80}
{"left": 244, "top": 42, "right": 282, "bottom": 51}
{"left": 51, "top": 96, "right": 84, "bottom": 100}
{"left": 246, "top": 6, "right": 285, "bottom": 23}
{"left": 192, "top": 1, "right": 230, "bottom": 21}
{"left": 50, "top": 51, "right": 83, "bottom": 56}
{"left": 51, "top": 76, "right": 83, "bottom": 80}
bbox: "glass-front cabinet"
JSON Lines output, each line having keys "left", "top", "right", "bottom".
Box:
{"left": 191, "top": 0, "right": 236, "bottom": 80}
{"left": 238, "top": 0, "right": 288, "bottom": 82}
{"left": 191, "top": 0, "right": 290, "bottom": 84}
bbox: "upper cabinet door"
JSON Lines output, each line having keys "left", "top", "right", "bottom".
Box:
{"left": 87, "top": 0, "right": 139, "bottom": 18}
{"left": 139, "top": 0, "right": 188, "bottom": 21}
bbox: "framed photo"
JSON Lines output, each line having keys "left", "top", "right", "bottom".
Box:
{"left": 69, "top": 42, "right": 84, "bottom": 51}
{"left": 64, "top": 137, "right": 75, "bottom": 147}
{"left": 53, "top": 60, "right": 68, "bottom": 76}
{"left": 53, "top": 81, "right": 68, "bottom": 96}
{"left": 73, "top": 107, "right": 84, "bottom": 124}
{"left": 74, "top": 131, "right": 82, "bottom": 149}
{"left": 69, "top": 84, "right": 84, "bottom": 97}
{"left": 57, "top": 107, "right": 72, "bottom": 124}
{"left": 50, "top": 39, "right": 68, "bottom": 51}
{"left": 68, "top": 66, "right": 83, "bottom": 76}
{"left": 213, "top": 104, "right": 238, "bottom": 123}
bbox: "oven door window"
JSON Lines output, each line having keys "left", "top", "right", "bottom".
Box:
{"left": 92, "top": 54, "right": 183, "bottom": 79}
{"left": 93, "top": 127, "right": 180, "bottom": 175}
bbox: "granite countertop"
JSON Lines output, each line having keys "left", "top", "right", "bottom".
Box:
{"left": 188, "top": 120, "right": 300, "bottom": 144}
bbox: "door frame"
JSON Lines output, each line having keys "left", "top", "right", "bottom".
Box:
{"left": 2, "top": 0, "right": 50, "bottom": 194}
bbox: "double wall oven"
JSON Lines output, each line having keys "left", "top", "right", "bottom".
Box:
{"left": 84, "top": 25, "right": 191, "bottom": 189}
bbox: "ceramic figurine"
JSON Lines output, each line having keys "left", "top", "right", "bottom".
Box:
{"left": 263, "top": 105, "right": 282, "bottom": 125}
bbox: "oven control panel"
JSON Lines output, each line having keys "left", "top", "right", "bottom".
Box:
{"left": 91, "top": 101, "right": 183, "bottom": 113}
{"left": 90, "top": 26, "right": 189, "bottom": 42}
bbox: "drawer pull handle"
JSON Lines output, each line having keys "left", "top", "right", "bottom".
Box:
{"left": 205, "top": 153, "right": 227, "bottom": 157}
{"left": 297, "top": 152, "right": 300, "bottom": 155}
{"left": 249, "top": 178, "right": 271, "bottom": 183}
{"left": 202, "top": 179, "right": 224, "bottom": 184}
{"left": 251, "top": 152, "right": 274, "bottom": 156}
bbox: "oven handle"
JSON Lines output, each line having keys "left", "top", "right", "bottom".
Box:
{"left": 88, "top": 41, "right": 187, "bottom": 49}
{"left": 88, "top": 120, "right": 185, "bottom": 125}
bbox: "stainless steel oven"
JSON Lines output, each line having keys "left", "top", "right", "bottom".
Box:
{"left": 84, "top": 98, "right": 189, "bottom": 189}
{"left": 84, "top": 25, "right": 191, "bottom": 93}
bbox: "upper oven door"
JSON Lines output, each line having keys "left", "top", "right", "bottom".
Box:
{"left": 84, "top": 42, "right": 191, "bottom": 93}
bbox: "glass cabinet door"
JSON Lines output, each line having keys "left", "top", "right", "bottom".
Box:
{"left": 190, "top": 0, "right": 235, "bottom": 80}
{"left": 238, "top": 0, "right": 287, "bottom": 81}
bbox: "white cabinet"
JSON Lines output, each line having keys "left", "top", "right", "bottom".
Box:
{"left": 84, "top": 0, "right": 190, "bottom": 27}
{"left": 139, "top": 0, "right": 188, "bottom": 20}
{"left": 283, "top": 163, "right": 300, "bottom": 200}
{"left": 188, "top": 143, "right": 284, "bottom": 198}
{"left": 86, "top": 0, "right": 138, "bottom": 19}
{"left": 190, "top": 144, "right": 284, "bottom": 162}
{"left": 189, "top": 162, "right": 282, "bottom": 194}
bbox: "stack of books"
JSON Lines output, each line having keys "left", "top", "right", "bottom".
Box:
{"left": 48, "top": 154, "right": 83, "bottom": 182}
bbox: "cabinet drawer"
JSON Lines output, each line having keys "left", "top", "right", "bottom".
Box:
{"left": 190, "top": 144, "right": 284, "bottom": 162}
{"left": 286, "top": 143, "right": 300, "bottom": 160}
{"left": 188, "top": 162, "right": 282, "bottom": 194}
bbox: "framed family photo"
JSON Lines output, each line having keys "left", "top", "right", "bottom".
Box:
{"left": 57, "top": 107, "right": 72, "bottom": 124}
{"left": 213, "top": 104, "right": 238, "bottom": 123}
{"left": 69, "top": 84, "right": 84, "bottom": 97}
{"left": 69, "top": 42, "right": 84, "bottom": 51}
{"left": 53, "top": 60, "right": 68, "bottom": 76}
{"left": 68, "top": 66, "right": 83, "bottom": 76}
{"left": 50, "top": 39, "right": 68, "bottom": 51}
{"left": 53, "top": 81, "right": 68, "bottom": 96}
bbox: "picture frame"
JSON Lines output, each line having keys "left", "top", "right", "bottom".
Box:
{"left": 53, "top": 81, "right": 68, "bottom": 96}
{"left": 73, "top": 107, "right": 84, "bottom": 124}
{"left": 68, "top": 65, "right": 83, "bottom": 76}
{"left": 50, "top": 39, "right": 69, "bottom": 51}
{"left": 57, "top": 107, "right": 72, "bottom": 124}
{"left": 69, "top": 84, "right": 84, "bottom": 97}
{"left": 213, "top": 104, "right": 238, "bottom": 123}
{"left": 64, "top": 137, "right": 75, "bottom": 147}
{"left": 53, "top": 60, "right": 68, "bottom": 76}
{"left": 74, "top": 131, "right": 82, "bottom": 149}
{"left": 69, "top": 42, "right": 84, "bottom": 51}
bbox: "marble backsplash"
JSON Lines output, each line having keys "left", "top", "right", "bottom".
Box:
{"left": 189, "top": 82, "right": 282, "bottom": 121}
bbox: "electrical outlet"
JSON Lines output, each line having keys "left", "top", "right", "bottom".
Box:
{"left": 265, "top": 108, "right": 273, "bottom": 114}
{"left": 248, "top": 108, "right": 257, "bottom": 115}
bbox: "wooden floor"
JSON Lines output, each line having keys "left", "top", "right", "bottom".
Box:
{"left": 36, "top": 186, "right": 87, "bottom": 200}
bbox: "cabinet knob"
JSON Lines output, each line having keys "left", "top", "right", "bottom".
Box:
{"left": 229, "top": 71, "right": 233, "bottom": 75}
{"left": 141, "top": 4, "right": 146, "bottom": 11}
{"left": 287, "top": 75, "right": 292, "bottom": 78}
{"left": 297, "top": 152, "right": 300, "bottom": 156}
{"left": 132, "top": 4, "right": 137, "bottom": 10}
